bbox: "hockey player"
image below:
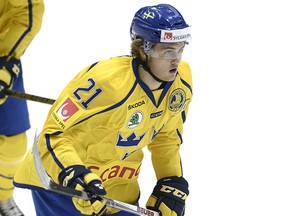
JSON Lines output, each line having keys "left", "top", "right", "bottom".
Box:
{"left": 0, "top": 0, "right": 44, "bottom": 215}
{"left": 14, "top": 4, "right": 192, "bottom": 216}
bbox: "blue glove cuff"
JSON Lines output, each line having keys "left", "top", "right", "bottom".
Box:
{"left": 58, "top": 165, "right": 91, "bottom": 187}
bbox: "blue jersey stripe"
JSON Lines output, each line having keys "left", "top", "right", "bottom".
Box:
{"left": 8, "top": 0, "right": 33, "bottom": 57}
{"left": 181, "top": 110, "right": 186, "bottom": 123}
{"left": 180, "top": 78, "right": 193, "bottom": 95}
{"left": 45, "top": 133, "right": 65, "bottom": 170}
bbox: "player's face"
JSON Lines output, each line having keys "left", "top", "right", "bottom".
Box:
{"left": 148, "top": 43, "right": 185, "bottom": 82}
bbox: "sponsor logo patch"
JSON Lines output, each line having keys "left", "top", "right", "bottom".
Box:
{"left": 150, "top": 110, "right": 163, "bottom": 119}
{"left": 52, "top": 97, "right": 81, "bottom": 130}
{"left": 128, "top": 100, "right": 145, "bottom": 110}
{"left": 88, "top": 162, "right": 141, "bottom": 183}
{"left": 160, "top": 27, "right": 191, "bottom": 43}
{"left": 127, "top": 111, "right": 144, "bottom": 129}
{"left": 57, "top": 98, "right": 79, "bottom": 122}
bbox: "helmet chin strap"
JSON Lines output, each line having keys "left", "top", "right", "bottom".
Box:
{"left": 139, "top": 55, "right": 166, "bottom": 83}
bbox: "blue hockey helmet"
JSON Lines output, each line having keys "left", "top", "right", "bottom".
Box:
{"left": 130, "top": 4, "right": 191, "bottom": 51}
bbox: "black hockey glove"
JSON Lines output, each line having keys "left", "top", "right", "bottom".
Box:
{"left": 0, "top": 57, "right": 21, "bottom": 104}
{"left": 58, "top": 165, "right": 107, "bottom": 216}
{"left": 146, "top": 176, "right": 189, "bottom": 216}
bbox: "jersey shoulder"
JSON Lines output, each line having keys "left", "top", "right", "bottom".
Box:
{"left": 88, "top": 56, "right": 136, "bottom": 94}
{"left": 74, "top": 55, "right": 136, "bottom": 104}
{"left": 47, "top": 56, "right": 136, "bottom": 131}
{"left": 178, "top": 60, "right": 192, "bottom": 88}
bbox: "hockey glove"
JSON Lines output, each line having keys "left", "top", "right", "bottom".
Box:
{"left": 0, "top": 57, "right": 21, "bottom": 105}
{"left": 146, "top": 176, "right": 189, "bottom": 216}
{"left": 58, "top": 165, "right": 107, "bottom": 216}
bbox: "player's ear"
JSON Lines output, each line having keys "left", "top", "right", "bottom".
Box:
{"left": 139, "top": 46, "right": 147, "bottom": 61}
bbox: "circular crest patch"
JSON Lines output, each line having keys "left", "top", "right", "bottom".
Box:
{"left": 169, "top": 88, "right": 186, "bottom": 112}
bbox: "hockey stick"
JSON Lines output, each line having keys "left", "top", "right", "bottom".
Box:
{"left": 32, "top": 134, "right": 159, "bottom": 216}
{"left": 7, "top": 89, "right": 159, "bottom": 215}
{"left": 5, "top": 89, "right": 55, "bottom": 105}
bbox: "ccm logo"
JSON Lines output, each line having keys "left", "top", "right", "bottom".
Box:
{"left": 88, "top": 165, "right": 141, "bottom": 182}
{"left": 160, "top": 185, "right": 187, "bottom": 200}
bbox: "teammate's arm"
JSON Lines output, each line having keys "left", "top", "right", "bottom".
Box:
{"left": 0, "top": 0, "right": 44, "bottom": 59}
{"left": 0, "top": 0, "right": 44, "bottom": 104}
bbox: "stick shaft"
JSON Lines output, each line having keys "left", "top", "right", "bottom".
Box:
{"left": 32, "top": 134, "right": 159, "bottom": 216}
{"left": 5, "top": 89, "right": 55, "bottom": 105}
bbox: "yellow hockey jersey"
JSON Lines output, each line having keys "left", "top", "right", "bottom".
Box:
{"left": 0, "top": 0, "right": 44, "bottom": 59}
{"left": 14, "top": 56, "right": 193, "bottom": 214}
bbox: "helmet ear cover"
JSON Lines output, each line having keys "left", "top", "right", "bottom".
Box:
{"left": 143, "top": 40, "right": 153, "bottom": 52}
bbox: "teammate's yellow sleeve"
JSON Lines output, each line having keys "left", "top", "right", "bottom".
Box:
{"left": 0, "top": 0, "right": 44, "bottom": 58}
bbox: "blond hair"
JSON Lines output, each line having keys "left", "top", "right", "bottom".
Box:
{"left": 130, "top": 38, "right": 143, "bottom": 59}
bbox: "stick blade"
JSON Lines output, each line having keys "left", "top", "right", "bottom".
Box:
{"left": 32, "top": 133, "right": 89, "bottom": 199}
{"left": 32, "top": 133, "right": 159, "bottom": 215}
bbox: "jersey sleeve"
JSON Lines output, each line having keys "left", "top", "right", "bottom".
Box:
{"left": 148, "top": 60, "right": 193, "bottom": 180}
{"left": 148, "top": 108, "right": 187, "bottom": 180}
{"left": 38, "top": 64, "right": 96, "bottom": 183}
{"left": 0, "top": 0, "right": 44, "bottom": 59}
{"left": 38, "top": 57, "right": 135, "bottom": 183}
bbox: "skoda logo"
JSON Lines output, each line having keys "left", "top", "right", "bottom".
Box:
{"left": 127, "top": 111, "right": 144, "bottom": 129}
